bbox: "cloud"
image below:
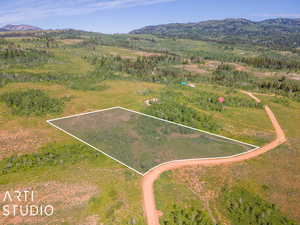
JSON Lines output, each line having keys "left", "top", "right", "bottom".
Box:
{"left": 252, "top": 13, "right": 300, "bottom": 19}
{"left": 0, "top": 0, "right": 175, "bottom": 25}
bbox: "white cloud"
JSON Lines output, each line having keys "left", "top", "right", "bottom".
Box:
{"left": 0, "top": 0, "right": 175, "bottom": 25}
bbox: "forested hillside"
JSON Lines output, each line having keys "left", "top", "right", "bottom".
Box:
{"left": 130, "top": 18, "right": 300, "bottom": 49}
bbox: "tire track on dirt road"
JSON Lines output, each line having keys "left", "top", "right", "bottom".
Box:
{"left": 142, "top": 91, "right": 287, "bottom": 225}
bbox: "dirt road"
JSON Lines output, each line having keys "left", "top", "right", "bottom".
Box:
{"left": 142, "top": 91, "right": 287, "bottom": 225}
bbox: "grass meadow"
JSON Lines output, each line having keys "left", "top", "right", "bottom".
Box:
{"left": 0, "top": 32, "right": 299, "bottom": 224}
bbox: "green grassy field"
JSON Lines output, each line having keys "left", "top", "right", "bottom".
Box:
{"left": 49, "top": 107, "right": 254, "bottom": 174}
{"left": 0, "top": 79, "right": 276, "bottom": 224}
{"left": 0, "top": 30, "right": 299, "bottom": 224}
{"left": 0, "top": 142, "right": 145, "bottom": 225}
{"left": 155, "top": 172, "right": 215, "bottom": 225}
{"left": 154, "top": 97, "right": 300, "bottom": 224}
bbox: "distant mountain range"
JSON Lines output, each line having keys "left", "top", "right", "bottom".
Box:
{"left": 1, "top": 19, "right": 300, "bottom": 49}
{"left": 130, "top": 18, "right": 300, "bottom": 49}
{"left": 0, "top": 24, "right": 42, "bottom": 32}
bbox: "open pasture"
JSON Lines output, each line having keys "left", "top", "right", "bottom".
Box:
{"left": 48, "top": 107, "right": 256, "bottom": 174}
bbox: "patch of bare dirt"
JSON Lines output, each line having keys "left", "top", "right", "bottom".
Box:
{"left": 288, "top": 74, "right": 300, "bottom": 80}
{"left": 173, "top": 167, "right": 218, "bottom": 224}
{"left": 0, "top": 181, "right": 99, "bottom": 225}
{"left": 229, "top": 63, "right": 248, "bottom": 72}
{"left": 250, "top": 70, "right": 300, "bottom": 81}
{"left": 203, "top": 61, "right": 249, "bottom": 73}
{"left": 60, "top": 39, "right": 84, "bottom": 45}
{"left": 181, "top": 64, "right": 207, "bottom": 74}
{"left": 205, "top": 60, "right": 222, "bottom": 70}
{"left": 157, "top": 210, "right": 163, "bottom": 218}
{"left": 0, "top": 129, "right": 51, "bottom": 159}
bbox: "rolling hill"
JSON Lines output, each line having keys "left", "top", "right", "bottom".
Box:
{"left": 130, "top": 18, "right": 300, "bottom": 49}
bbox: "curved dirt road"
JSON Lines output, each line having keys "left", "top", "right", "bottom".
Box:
{"left": 142, "top": 91, "right": 287, "bottom": 225}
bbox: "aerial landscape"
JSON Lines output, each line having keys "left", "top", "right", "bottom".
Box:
{"left": 0, "top": 0, "right": 299, "bottom": 224}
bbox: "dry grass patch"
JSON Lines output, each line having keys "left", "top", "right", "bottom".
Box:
{"left": 82, "top": 215, "right": 100, "bottom": 225}
{"left": 0, "top": 129, "right": 51, "bottom": 160}
{"left": 178, "top": 64, "right": 208, "bottom": 74}
{"left": 60, "top": 39, "right": 84, "bottom": 45}
{"left": 0, "top": 181, "right": 99, "bottom": 225}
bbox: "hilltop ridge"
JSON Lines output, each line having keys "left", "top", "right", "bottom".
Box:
{"left": 0, "top": 24, "right": 42, "bottom": 31}
{"left": 130, "top": 18, "right": 300, "bottom": 48}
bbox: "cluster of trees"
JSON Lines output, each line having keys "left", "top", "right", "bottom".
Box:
{"left": 210, "top": 64, "right": 300, "bottom": 101}
{"left": 187, "top": 50, "right": 241, "bottom": 63}
{"left": 272, "top": 96, "right": 290, "bottom": 106}
{"left": 0, "top": 72, "right": 67, "bottom": 87}
{"left": 212, "top": 64, "right": 254, "bottom": 87}
{"left": 0, "top": 45, "right": 52, "bottom": 65}
{"left": 0, "top": 38, "right": 9, "bottom": 45}
{"left": 74, "top": 35, "right": 133, "bottom": 51}
{"left": 0, "top": 143, "right": 102, "bottom": 175}
{"left": 88, "top": 54, "right": 181, "bottom": 71}
{"left": 0, "top": 71, "right": 112, "bottom": 94}
{"left": 0, "top": 71, "right": 111, "bottom": 92}
{"left": 87, "top": 54, "right": 193, "bottom": 83}
{"left": 162, "top": 204, "right": 214, "bottom": 225}
{"left": 22, "top": 36, "right": 59, "bottom": 48}
{"left": 144, "top": 90, "right": 219, "bottom": 132}
{"left": 142, "top": 86, "right": 263, "bottom": 132}
{"left": 223, "top": 95, "right": 263, "bottom": 108}
{"left": 257, "top": 77, "right": 300, "bottom": 93}
{"left": 188, "top": 50, "right": 300, "bottom": 72}
{"left": 256, "top": 77, "right": 300, "bottom": 101}
{"left": 42, "top": 29, "right": 94, "bottom": 39}
{"left": 241, "top": 56, "right": 300, "bottom": 70}
{"left": 1, "top": 89, "right": 68, "bottom": 116}
{"left": 189, "top": 90, "right": 262, "bottom": 112}
{"left": 221, "top": 186, "right": 297, "bottom": 225}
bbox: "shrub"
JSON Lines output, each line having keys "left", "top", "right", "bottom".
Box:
{"left": 242, "top": 56, "right": 300, "bottom": 70}
{"left": 272, "top": 96, "right": 290, "bottom": 106}
{"left": 1, "top": 89, "right": 68, "bottom": 116}
{"left": 0, "top": 38, "right": 9, "bottom": 45}
{"left": 0, "top": 47, "right": 52, "bottom": 65}
{"left": 220, "top": 186, "right": 297, "bottom": 225}
{"left": 185, "top": 89, "right": 262, "bottom": 112}
{"left": 87, "top": 54, "right": 192, "bottom": 83}
{"left": 162, "top": 204, "right": 214, "bottom": 225}
{"left": 216, "top": 64, "right": 235, "bottom": 71}
{"left": 144, "top": 90, "right": 219, "bottom": 132}
{"left": 212, "top": 65, "right": 254, "bottom": 87}
{"left": 0, "top": 143, "right": 103, "bottom": 175}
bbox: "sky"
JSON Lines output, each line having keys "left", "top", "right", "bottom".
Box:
{"left": 0, "top": 0, "right": 299, "bottom": 33}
